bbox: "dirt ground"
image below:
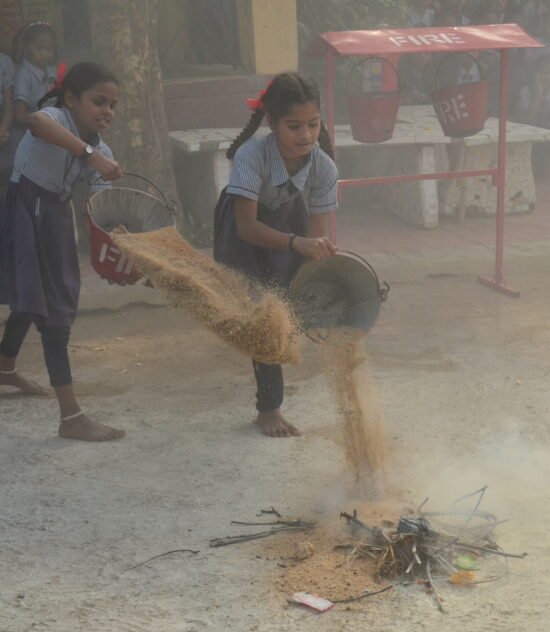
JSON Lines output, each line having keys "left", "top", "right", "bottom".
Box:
{"left": 2, "top": 245, "right": 550, "bottom": 632}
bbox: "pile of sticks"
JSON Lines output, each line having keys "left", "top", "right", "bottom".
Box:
{"left": 339, "top": 487, "right": 526, "bottom": 613}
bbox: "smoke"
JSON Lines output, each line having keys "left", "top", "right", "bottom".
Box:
{"left": 393, "top": 419, "right": 550, "bottom": 521}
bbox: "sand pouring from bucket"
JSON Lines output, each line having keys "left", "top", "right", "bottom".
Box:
{"left": 346, "top": 56, "right": 401, "bottom": 144}
{"left": 430, "top": 53, "right": 488, "bottom": 138}
{"left": 289, "top": 250, "right": 389, "bottom": 342}
{"left": 86, "top": 173, "right": 176, "bottom": 286}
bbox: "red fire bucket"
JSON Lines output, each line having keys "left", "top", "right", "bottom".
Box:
{"left": 86, "top": 174, "right": 176, "bottom": 286}
{"left": 431, "top": 53, "right": 488, "bottom": 138}
{"left": 346, "top": 56, "right": 401, "bottom": 143}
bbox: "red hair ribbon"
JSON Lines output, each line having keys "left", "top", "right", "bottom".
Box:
{"left": 55, "top": 62, "right": 68, "bottom": 89}
{"left": 246, "top": 80, "right": 273, "bottom": 112}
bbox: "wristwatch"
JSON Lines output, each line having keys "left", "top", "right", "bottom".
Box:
{"left": 80, "top": 144, "right": 94, "bottom": 161}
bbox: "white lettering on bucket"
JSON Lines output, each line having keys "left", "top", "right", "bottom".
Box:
{"left": 115, "top": 255, "right": 128, "bottom": 273}
{"left": 389, "top": 33, "right": 465, "bottom": 47}
{"left": 434, "top": 94, "right": 469, "bottom": 124}
{"left": 99, "top": 242, "right": 121, "bottom": 264}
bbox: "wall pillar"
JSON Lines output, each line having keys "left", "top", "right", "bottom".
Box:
{"left": 236, "top": 0, "right": 298, "bottom": 75}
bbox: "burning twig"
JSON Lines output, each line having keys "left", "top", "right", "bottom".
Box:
{"left": 339, "top": 488, "right": 525, "bottom": 614}
{"left": 331, "top": 584, "right": 394, "bottom": 604}
{"left": 257, "top": 507, "right": 282, "bottom": 518}
{"left": 426, "top": 558, "right": 446, "bottom": 614}
{"left": 453, "top": 542, "right": 527, "bottom": 559}
{"left": 128, "top": 548, "right": 200, "bottom": 570}
{"left": 210, "top": 518, "right": 315, "bottom": 547}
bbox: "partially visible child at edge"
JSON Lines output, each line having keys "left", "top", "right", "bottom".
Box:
{"left": 0, "top": 62, "right": 125, "bottom": 441}
{"left": 0, "top": 51, "right": 15, "bottom": 193}
{"left": 213, "top": 73, "right": 338, "bottom": 438}
{"left": 12, "top": 22, "right": 58, "bottom": 130}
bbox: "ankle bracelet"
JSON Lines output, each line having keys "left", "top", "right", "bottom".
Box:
{"left": 60, "top": 410, "right": 84, "bottom": 423}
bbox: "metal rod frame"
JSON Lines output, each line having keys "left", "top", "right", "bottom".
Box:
{"left": 324, "top": 47, "right": 520, "bottom": 298}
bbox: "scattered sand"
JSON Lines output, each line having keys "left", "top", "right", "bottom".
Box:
{"left": 114, "top": 227, "right": 385, "bottom": 491}
{"left": 112, "top": 227, "right": 300, "bottom": 365}
{"left": 321, "top": 330, "right": 387, "bottom": 490}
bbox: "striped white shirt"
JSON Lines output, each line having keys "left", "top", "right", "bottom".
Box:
{"left": 227, "top": 132, "right": 338, "bottom": 214}
{"left": 0, "top": 53, "right": 15, "bottom": 109}
{"left": 14, "top": 59, "right": 57, "bottom": 112}
{"left": 11, "top": 106, "right": 112, "bottom": 200}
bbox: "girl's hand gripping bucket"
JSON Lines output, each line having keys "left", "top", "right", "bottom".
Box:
{"left": 346, "top": 56, "right": 401, "bottom": 143}
{"left": 85, "top": 173, "right": 176, "bottom": 286}
{"left": 288, "top": 250, "right": 389, "bottom": 341}
{"left": 430, "top": 53, "right": 488, "bottom": 138}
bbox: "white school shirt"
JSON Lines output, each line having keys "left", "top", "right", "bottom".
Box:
{"left": 226, "top": 132, "right": 338, "bottom": 214}
{"left": 14, "top": 59, "right": 57, "bottom": 112}
{"left": 11, "top": 106, "right": 112, "bottom": 200}
{"left": 0, "top": 54, "right": 15, "bottom": 110}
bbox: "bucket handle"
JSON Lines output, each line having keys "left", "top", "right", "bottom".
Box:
{"left": 336, "top": 249, "right": 390, "bottom": 303}
{"left": 84, "top": 172, "right": 178, "bottom": 217}
{"left": 122, "top": 172, "right": 176, "bottom": 214}
{"left": 346, "top": 56, "right": 401, "bottom": 96}
{"left": 433, "top": 53, "right": 486, "bottom": 91}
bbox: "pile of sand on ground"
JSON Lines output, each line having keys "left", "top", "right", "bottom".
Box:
{"left": 259, "top": 500, "right": 405, "bottom": 604}
{"left": 321, "top": 330, "right": 387, "bottom": 491}
{"left": 111, "top": 227, "right": 300, "bottom": 365}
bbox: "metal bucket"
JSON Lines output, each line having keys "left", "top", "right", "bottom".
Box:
{"left": 346, "top": 56, "right": 401, "bottom": 143}
{"left": 289, "top": 250, "right": 389, "bottom": 339}
{"left": 431, "top": 53, "right": 488, "bottom": 138}
{"left": 85, "top": 174, "right": 176, "bottom": 286}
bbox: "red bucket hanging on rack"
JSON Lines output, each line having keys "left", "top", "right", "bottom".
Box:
{"left": 430, "top": 53, "right": 488, "bottom": 138}
{"left": 346, "top": 56, "right": 401, "bottom": 143}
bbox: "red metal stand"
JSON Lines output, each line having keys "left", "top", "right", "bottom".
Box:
{"left": 476, "top": 50, "right": 520, "bottom": 297}
{"left": 307, "top": 26, "right": 543, "bottom": 299}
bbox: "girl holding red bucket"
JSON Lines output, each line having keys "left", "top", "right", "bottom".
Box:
{"left": 213, "top": 73, "right": 338, "bottom": 438}
{"left": 0, "top": 62, "right": 125, "bottom": 442}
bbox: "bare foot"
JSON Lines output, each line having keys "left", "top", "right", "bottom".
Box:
{"left": 255, "top": 409, "right": 300, "bottom": 438}
{"left": 58, "top": 413, "right": 125, "bottom": 442}
{"left": 0, "top": 371, "right": 48, "bottom": 396}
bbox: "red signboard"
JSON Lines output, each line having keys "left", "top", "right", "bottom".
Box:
{"left": 307, "top": 24, "right": 543, "bottom": 57}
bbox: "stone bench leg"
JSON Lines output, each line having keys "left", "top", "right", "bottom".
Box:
{"left": 441, "top": 142, "right": 536, "bottom": 218}
{"left": 381, "top": 145, "right": 439, "bottom": 228}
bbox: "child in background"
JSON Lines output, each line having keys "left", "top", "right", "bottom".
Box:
{"left": 398, "top": 53, "right": 434, "bottom": 105}
{"left": 516, "top": 54, "right": 550, "bottom": 128}
{"left": 214, "top": 73, "right": 338, "bottom": 438}
{"left": 434, "top": 0, "right": 471, "bottom": 26}
{"left": 407, "top": 0, "right": 436, "bottom": 27}
{"left": 13, "top": 22, "right": 57, "bottom": 128}
{"left": 0, "top": 52, "right": 15, "bottom": 192}
{"left": 516, "top": 54, "right": 550, "bottom": 179}
{"left": 0, "top": 62, "right": 125, "bottom": 441}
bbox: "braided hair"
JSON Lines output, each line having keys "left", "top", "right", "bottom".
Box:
{"left": 37, "top": 62, "right": 118, "bottom": 110}
{"left": 226, "top": 72, "right": 334, "bottom": 160}
{"left": 12, "top": 22, "right": 57, "bottom": 65}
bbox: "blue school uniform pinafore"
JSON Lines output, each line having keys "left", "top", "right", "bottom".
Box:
{"left": 0, "top": 106, "right": 113, "bottom": 327}
{"left": 0, "top": 54, "right": 16, "bottom": 171}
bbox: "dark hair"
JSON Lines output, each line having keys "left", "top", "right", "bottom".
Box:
{"left": 37, "top": 62, "right": 119, "bottom": 110}
{"left": 226, "top": 72, "right": 334, "bottom": 160}
{"left": 12, "top": 21, "right": 57, "bottom": 64}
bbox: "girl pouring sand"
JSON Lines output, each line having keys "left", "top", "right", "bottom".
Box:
{"left": 214, "top": 73, "right": 338, "bottom": 438}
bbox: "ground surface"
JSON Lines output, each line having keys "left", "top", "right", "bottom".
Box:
{"left": 2, "top": 204, "right": 550, "bottom": 631}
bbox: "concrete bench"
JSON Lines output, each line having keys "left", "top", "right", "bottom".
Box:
{"left": 169, "top": 105, "right": 550, "bottom": 228}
